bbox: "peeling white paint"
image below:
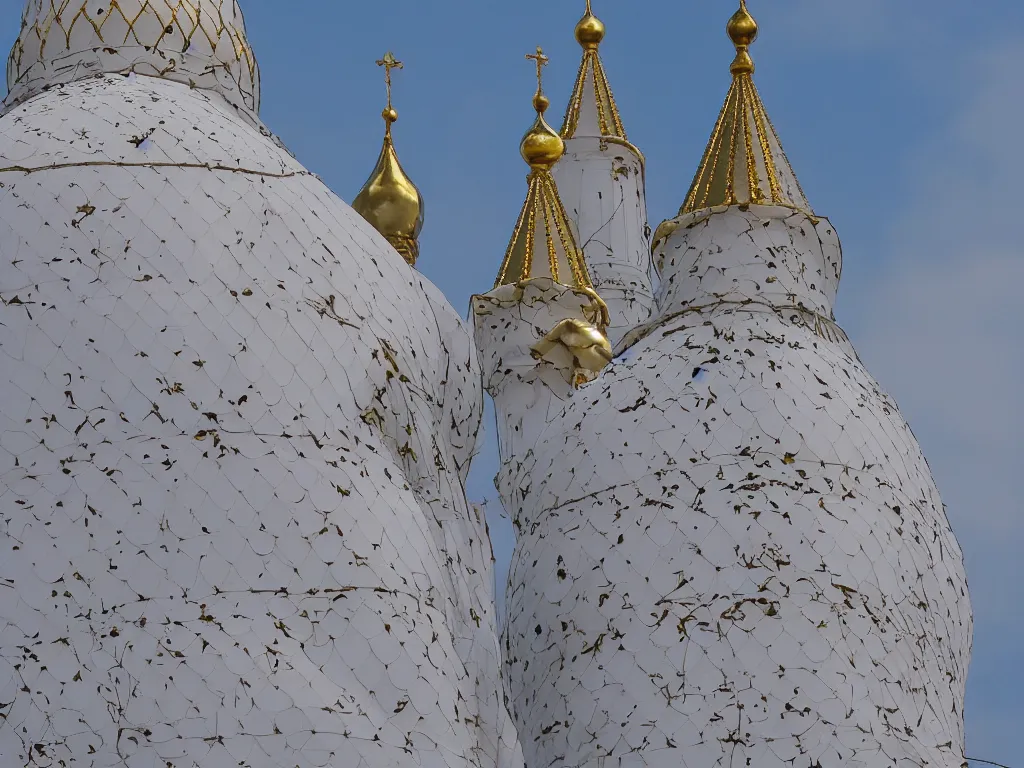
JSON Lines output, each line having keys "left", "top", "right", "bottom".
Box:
{"left": 499, "top": 206, "right": 971, "bottom": 768}
{"left": 554, "top": 136, "right": 655, "bottom": 347}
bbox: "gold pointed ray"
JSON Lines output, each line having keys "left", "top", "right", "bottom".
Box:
{"left": 561, "top": 1, "right": 627, "bottom": 141}
{"left": 681, "top": 1, "right": 811, "bottom": 214}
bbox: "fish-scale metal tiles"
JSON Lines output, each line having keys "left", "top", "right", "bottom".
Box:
{"left": 0, "top": 74, "right": 523, "bottom": 768}
{"left": 500, "top": 207, "right": 972, "bottom": 768}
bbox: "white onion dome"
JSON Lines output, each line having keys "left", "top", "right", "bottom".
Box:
{"left": 0, "top": 2, "right": 523, "bottom": 765}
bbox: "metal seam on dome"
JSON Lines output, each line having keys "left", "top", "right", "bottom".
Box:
{"left": 0, "top": 160, "right": 305, "bottom": 178}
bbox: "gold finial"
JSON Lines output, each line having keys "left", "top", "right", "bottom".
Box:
{"left": 521, "top": 47, "right": 564, "bottom": 170}
{"left": 353, "top": 51, "right": 425, "bottom": 267}
{"left": 727, "top": 0, "right": 758, "bottom": 75}
{"left": 575, "top": 0, "right": 606, "bottom": 48}
{"left": 674, "top": 0, "right": 812, "bottom": 216}
{"left": 526, "top": 46, "right": 551, "bottom": 114}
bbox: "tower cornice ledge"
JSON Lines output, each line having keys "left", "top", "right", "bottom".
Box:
{"left": 472, "top": 278, "right": 612, "bottom": 468}
{"left": 652, "top": 204, "right": 842, "bottom": 322}
{"left": 472, "top": 278, "right": 611, "bottom": 396}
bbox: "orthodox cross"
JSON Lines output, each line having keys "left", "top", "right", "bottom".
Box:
{"left": 525, "top": 46, "right": 549, "bottom": 94}
{"left": 376, "top": 51, "right": 403, "bottom": 111}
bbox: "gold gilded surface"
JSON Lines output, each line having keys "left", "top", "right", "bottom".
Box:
{"left": 531, "top": 317, "right": 614, "bottom": 388}
{"left": 494, "top": 48, "right": 593, "bottom": 291}
{"left": 575, "top": 0, "right": 606, "bottom": 47}
{"left": 728, "top": 0, "right": 759, "bottom": 51}
{"left": 8, "top": 0, "right": 257, "bottom": 94}
{"left": 352, "top": 52, "right": 424, "bottom": 268}
{"left": 561, "top": 0, "right": 627, "bottom": 142}
{"left": 528, "top": 285, "right": 613, "bottom": 387}
{"left": 522, "top": 47, "right": 565, "bottom": 168}
{"left": 680, "top": 0, "right": 810, "bottom": 215}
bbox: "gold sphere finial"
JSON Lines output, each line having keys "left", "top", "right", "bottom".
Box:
{"left": 521, "top": 47, "right": 564, "bottom": 170}
{"left": 727, "top": 0, "right": 758, "bottom": 75}
{"left": 575, "top": 0, "right": 606, "bottom": 48}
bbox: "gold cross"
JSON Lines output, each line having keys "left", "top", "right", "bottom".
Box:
{"left": 376, "top": 51, "right": 403, "bottom": 110}
{"left": 525, "top": 46, "right": 549, "bottom": 94}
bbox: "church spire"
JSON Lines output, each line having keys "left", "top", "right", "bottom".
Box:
{"left": 353, "top": 52, "right": 425, "bottom": 267}
{"left": 681, "top": 1, "right": 810, "bottom": 214}
{"left": 494, "top": 48, "right": 593, "bottom": 289}
{"left": 560, "top": 1, "right": 627, "bottom": 141}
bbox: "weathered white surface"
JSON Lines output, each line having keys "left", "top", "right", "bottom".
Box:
{"left": 555, "top": 135, "right": 654, "bottom": 348}
{"left": 472, "top": 279, "right": 603, "bottom": 507}
{"left": 653, "top": 205, "right": 837, "bottom": 319}
{"left": 6, "top": 0, "right": 260, "bottom": 121}
{"left": 0, "top": 56, "right": 521, "bottom": 768}
{"left": 501, "top": 206, "right": 971, "bottom": 768}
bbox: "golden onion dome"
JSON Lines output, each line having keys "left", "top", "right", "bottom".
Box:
{"left": 520, "top": 89, "right": 565, "bottom": 170}
{"left": 728, "top": 0, "right": 759, "bottom": 74}
{"left": 727, "top": 1, "right": 759, "bottom": 47}
{"left": 519, "top": 48, "right": 565, "bottom": 170}
{"left": 575, "top": 1, "right": 606, "bottom": 48}
{"left": 352, "top": 53, "right": 424, "bottom": 267}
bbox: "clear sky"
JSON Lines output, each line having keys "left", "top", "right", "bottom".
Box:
{"left": 3, "top": 0, "right": 1021, "bottom": 764}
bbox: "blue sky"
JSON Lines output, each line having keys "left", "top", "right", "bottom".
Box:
{"left": 4, "top": 0, "right": 1022, "bottom": 764}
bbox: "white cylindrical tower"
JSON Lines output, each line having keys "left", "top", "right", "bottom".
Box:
{"left": 501, "top": 6, "right": 972, "bottom": 768}
{"left": 474, "top": 279, "right": 611, "bottom": 504}
{"left": 553, "top": 2, "right": 655, "bottom": 347}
